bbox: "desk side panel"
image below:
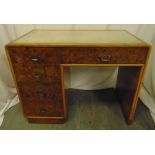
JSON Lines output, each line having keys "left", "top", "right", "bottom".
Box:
{"left": 116, "top": 66, "right": 144, "bottom": 123}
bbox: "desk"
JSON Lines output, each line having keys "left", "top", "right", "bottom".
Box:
{"left": 6, "top": 30, "right": 151, "bottom": 124}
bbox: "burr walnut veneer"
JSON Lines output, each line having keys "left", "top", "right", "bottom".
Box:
{"left": 5, "top": 30, "right": 151, "bottom": 124}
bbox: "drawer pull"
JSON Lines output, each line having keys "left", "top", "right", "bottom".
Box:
{"left": 37, "top": 91, "right": 46, "bottom": 98}
{"left": 31, "top": 58, "right": 40, "bottom": 62}
{"left": 40, "top": 108, "right": 48, "bottom": 114}
{"left": 30, "top": 56, "right": 44, "bottom": 64}
{"left": 29, "top": 50, "right": 39, "bottom": 61}
{"left": 99, "top": 55, "right": 111, "bottom": 63}
{"left": 32, "top": 72, "right": 43, "bottom": 79}
{"left": 29, "top": 52, "right": 43, "bottom": 63}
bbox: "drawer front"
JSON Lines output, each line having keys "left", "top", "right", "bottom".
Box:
{"left": 22, "top": 100, "right": 64, "bottom": 117}
{"left": 13, "top": 64, "right": 46, "bottom": 82}
{"left": 18, "top": 82, "right": 64, "bottom": 117}
{"left": 7, "top": 47, "right": 61, "bottom": 65}
{"left": 62, "top": 47, "right": 149, "bottom": 64}
{"left": 12, "top": 64, "right": 61, "bottom": 82}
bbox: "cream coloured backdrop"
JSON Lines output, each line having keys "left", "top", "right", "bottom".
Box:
{"left": 0, "top": 24, "right": 155, "bottom": 126}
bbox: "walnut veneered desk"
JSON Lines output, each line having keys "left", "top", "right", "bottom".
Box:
{"left": 6, "top": 30, "right": 151, "bottom": 124}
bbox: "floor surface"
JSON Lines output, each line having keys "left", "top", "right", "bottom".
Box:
{"left": 0, "top": 89, "right": 155, "bottom": 130}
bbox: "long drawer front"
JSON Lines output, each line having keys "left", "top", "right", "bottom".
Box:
{"left": 61, "top": 47, "right": 149, "bottom": 64}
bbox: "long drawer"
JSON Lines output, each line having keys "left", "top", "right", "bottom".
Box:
{"left": 61, "top": 47, "right": 149, "bottom": 64}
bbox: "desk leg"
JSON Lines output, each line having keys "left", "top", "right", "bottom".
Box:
{"left": 116, "top": 66, "right": 144, "bottom": 124}
{"left": 61, "top": 66, "right": 71, "bottom": 120}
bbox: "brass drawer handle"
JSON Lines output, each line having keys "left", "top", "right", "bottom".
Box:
{"left": 37, "top": 91, "right": 46, "bottom": 98}
{"left": 32, "top": 72, "right": 43, "bottom": 79}
{"left": 99, "top": 55, "right": 111, "bottom": 63}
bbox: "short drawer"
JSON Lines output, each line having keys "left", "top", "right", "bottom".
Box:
{"left": 13, "top": 64, "right": 46, "bottom": 82}
{"left": 12, "top": 64, "right": 61, "bottom": 82}
{"left": 18, "top": 82, "right": 62, "bottom": 100}
{"left": 7, "top": 47, "right": 62, "bottom": 65}
{"left": 22, "top": 100, "right": 64, "bottom": 117}
{"left": 62, "top": 47, "right": 149, "bottom": 64}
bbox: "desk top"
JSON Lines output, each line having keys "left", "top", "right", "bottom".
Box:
{"left": 8, "top": 29, "right": 149, "bottom": 47}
